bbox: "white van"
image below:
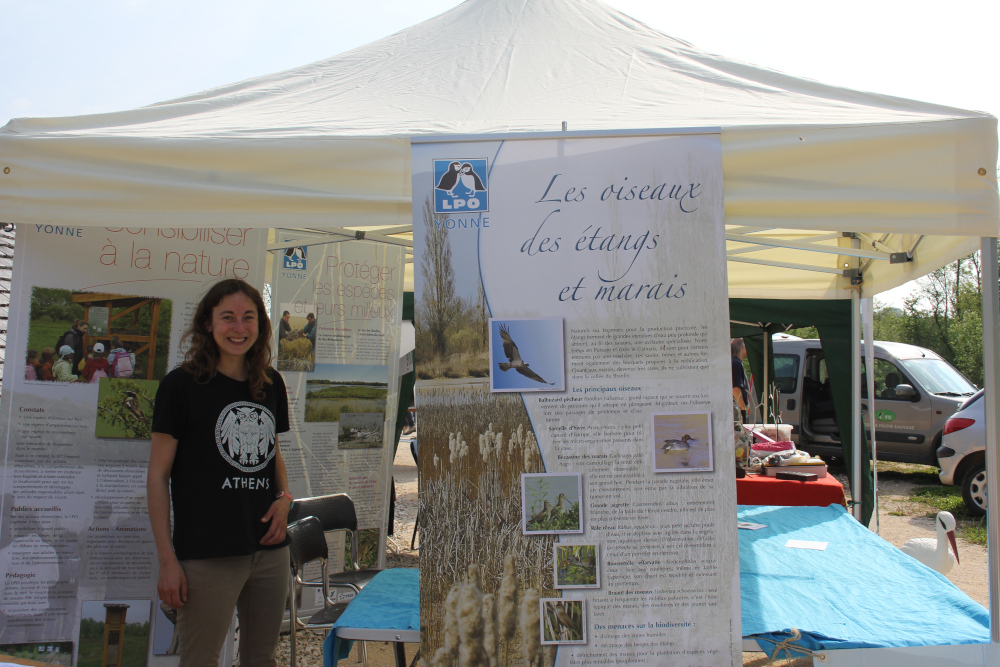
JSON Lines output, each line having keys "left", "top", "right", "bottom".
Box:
{"left": 769, "top": 339, "right": 977, "bottom": 464}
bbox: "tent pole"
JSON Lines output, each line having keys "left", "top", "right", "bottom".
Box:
{"left": 763, "top": 328, "right": 770, "bottom": 424}
{"left": 979, "top": 237, "right": 999, "bottom": 642}
{"left": 861, "top": 296, "right": 877, "bottom": 533}
{"left": 851, "top": 288, "right": 862, "bottom": 521}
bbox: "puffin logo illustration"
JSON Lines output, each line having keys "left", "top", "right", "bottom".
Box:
{"left": 434, "top": 158, "right": 489, "bottom": 213}
{"left": 216, "top": 401, "right": 277, "bottom": 473}
{"left": 283, "top": 246, "right": 307, "bottom": 270}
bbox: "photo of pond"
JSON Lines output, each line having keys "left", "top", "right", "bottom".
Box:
{"left": 305, "top": 363, "right": 389, "bottom": 423}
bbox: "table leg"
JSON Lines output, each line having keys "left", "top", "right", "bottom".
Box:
{"left": 394, "top": 641, "right": 406, "bottom": 667}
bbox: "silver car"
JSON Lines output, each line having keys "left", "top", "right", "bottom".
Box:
{"left": 937, "top": 389, "right": 988, "bottom": 516}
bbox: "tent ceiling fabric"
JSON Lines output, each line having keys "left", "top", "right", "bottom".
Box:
{"left": 1, "top": 0, "right": 997, "bottom": 297}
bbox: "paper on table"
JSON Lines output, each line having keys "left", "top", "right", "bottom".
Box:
{"left": 785, "top": 539, "right": 828, "bottom": 550}
{"left": 738, "top": 522, "right": 767, "bottom": 530}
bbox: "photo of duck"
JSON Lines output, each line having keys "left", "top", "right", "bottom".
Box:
{"left": 652, "top": 412, "right": 713, "bottom": 472}
{"left": 661, "top": 434, "right": 693, "bottom": 452}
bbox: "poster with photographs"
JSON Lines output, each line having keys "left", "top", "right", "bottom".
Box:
{"left": 522, "top": 473, "right": 583, "bottom": 535}
{"left": 414, "top": 133, "right": 738, "bottom": 666}
{"left": 651, "top": 412, "right": 714, "bottom": 473}
{"left": 270, "top": 236, "right": 404, "bottom": 542}
{"left": 553, "top": 544, "right": 600, "bottom": 589}
{"left": 0, "top": 224, "right": 267, "bottom": 645}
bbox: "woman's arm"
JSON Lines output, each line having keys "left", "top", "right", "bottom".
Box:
{"left": 148, "top": 432, "right": 187, "bottom": 608}
{"left": 259, "top": 436, "right": 291, "bottom": 545}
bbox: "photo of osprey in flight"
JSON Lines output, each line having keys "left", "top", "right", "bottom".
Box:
{"left": 497, "top": 323, "right": 554, "bottom": 385}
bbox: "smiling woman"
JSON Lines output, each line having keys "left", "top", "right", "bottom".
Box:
{"left": 147, "top": 278, "right": 292, "bottom": 667}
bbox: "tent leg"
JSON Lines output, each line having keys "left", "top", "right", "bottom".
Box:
{"left": 861, "top": 296, "right": 877, "bottom": 532}
{"left": 980, "top": 237, "right": 999, "bottom": 642}
{"left": 851, "top": 289, "right": 863, "bottom": 521}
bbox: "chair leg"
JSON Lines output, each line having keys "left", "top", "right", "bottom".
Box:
{"left": 410, "top": 512, "right": 419, "bottom": 550}
{"left": 288, "top": 572, "right": 297, "bottom": 667}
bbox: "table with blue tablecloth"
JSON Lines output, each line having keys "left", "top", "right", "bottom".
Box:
{"left": 739, "top": 504, "right": 990, "bottom": 659}
{"left": 323, "top": 568, "right": 419, "bottom": 667}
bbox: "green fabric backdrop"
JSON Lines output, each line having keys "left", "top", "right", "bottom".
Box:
{"left": 730, "top": 298, "right": 872, "bottom": 525}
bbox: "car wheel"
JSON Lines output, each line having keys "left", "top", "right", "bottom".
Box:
{"left": 961, "top": 461, "right": 988, "bottom": 517}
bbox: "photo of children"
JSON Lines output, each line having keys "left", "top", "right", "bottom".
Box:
{"left": 25, "top": 287, "right": 172, "bottom": 383}
{"left": 275, "top": 304, "right": 316, "bottom": 372}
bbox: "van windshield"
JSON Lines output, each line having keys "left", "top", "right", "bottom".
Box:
{"left": 899, "top": 358, "right": 976, "bottom": 396}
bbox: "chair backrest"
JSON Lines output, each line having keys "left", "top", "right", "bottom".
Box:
{"left": 288, "top": 494, "right": 359, "bottom": 533}
{"left": 287, "top": 516, "right": 328, "bottom": 573}
{"left": 287, "top": 494, "right": 362, "bottom": 570}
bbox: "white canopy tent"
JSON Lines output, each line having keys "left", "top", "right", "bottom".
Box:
{"left": 0, "top": 0, "right": 998, "bottom": 650}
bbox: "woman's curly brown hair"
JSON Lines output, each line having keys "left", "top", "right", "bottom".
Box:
{"left": 181, "top": 279, "right": 273, "bottom": 400}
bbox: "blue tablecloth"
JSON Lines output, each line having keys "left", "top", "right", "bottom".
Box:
{"left": 739, "top": 505, "right": 990, "bottom": 658}
{"left": 323, "top": 568, "right": 419, "bottom": 666}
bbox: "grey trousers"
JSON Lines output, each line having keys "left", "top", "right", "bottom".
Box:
{"left": 176, "top": 546, "right": 289, "bottom": 667}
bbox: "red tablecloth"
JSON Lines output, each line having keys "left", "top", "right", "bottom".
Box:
{"left": 736, "top": 473, "right": 846, "bottom": 507}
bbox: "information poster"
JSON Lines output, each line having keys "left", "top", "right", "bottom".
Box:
{"left": 413, "top": 134, "right": 740, "bottom": 666}
{"left": 0, "top": 224, "right": 266, "bottom": 661}
{"left": 271, "top": 239, "right": 404, "bottom": 566}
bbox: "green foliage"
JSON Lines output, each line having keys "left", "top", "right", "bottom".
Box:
{"left": 30, "top": 287, "right": 85, "bottom": 322}
{"left": 306, "top": 386, "right": 387, "bottom": 399}
{"left": 556, "top": 545, "right": 597, "bottom": 586}
{"left": 908, "top": 485, "right": 987, "bottom": 547}
{"left": 96, "top": 380, "right": 155, "bottom": 438}
{"left": 873, "top": 251, "right": 986, "bottom": 387}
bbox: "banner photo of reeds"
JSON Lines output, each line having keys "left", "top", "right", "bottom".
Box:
{"left": 418, "top": 382, "right": 566, "bottom": 665}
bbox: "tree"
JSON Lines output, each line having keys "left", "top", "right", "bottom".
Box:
{"left": 418, "top": 198, "right": 460, "bottom": 358}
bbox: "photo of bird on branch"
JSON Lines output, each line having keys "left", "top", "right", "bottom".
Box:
{"left": 96, "top": 378, "right": 157, "bottom": 439}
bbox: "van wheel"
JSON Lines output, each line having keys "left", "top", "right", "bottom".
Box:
{"left": 961, "top": 462, "right": 988, "bottom": 517}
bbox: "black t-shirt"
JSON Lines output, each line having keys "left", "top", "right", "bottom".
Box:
{"left": 732, "top": 355, "right": 749, "bottom": 405}
{"left": 152, "top": 367, "right": 291, "bottom": 560}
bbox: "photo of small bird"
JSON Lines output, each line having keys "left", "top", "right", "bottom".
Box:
{"left": 123, "top": 390, "right": 146, "bottom": 423}
{"left": 497, "top": 323, "right": 554, "bottom": 385}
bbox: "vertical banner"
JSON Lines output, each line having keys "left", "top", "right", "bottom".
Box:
{"left": 0, "top": 225, "right": 266, "bottom": 661}
{"left": 271, "top": 239, "right": 404, "bottom": 567}
{"left": 413, "top": 134, "right": 740, "bottom": 666}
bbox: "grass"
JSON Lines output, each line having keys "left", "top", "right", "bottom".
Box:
{"left": 908, "top": 484, "right": 988, "bottom": 547}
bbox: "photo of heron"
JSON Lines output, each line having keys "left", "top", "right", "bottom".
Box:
{"left": 95, "top": 378, "right": 158, "bottom": 439}
{"left": 651, "top": 411, "right": 713, "bottom": 473}
{"left": 489, "top": 317, "right": 565, "bottom": 392}
{"left": 540, "top": 598, "right": 587, "bottom": 644}
{"left": 554, "top": 544, "right": 600, "bottom": 589}
{"left": 521, "top": 472, "right": 583, "bottom": 535}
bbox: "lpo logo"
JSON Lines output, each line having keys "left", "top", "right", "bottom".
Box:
{"left": 282, "top": 246, "right": 307, "bottom": 270}
{"left": 434, "top": 158, "right": 489, "bottom": 214}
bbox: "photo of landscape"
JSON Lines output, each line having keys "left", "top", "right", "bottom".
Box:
{"left": 305, "top": 363, "right": 388, "bottom": 423}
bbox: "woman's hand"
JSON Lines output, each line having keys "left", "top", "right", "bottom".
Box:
{"left": 260, "top": 496, "right": 291, "bottom": 545}
{"left": 157, "top": 556, "right": 187, "bottom": 609}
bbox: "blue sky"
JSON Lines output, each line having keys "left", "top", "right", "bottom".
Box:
{"left": 3, "top": 0, "right": 996, "bottom": 307}
{"left": 491, "top": 318, "right": 564, "bottom": 391}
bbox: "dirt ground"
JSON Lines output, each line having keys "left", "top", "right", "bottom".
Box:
{"left": 278, "top": 444, "right": 988, "bottom": 667}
